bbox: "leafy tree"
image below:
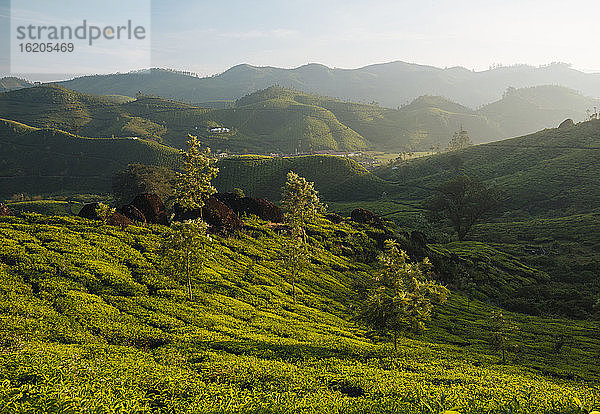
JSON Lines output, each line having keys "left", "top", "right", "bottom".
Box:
{"left": 487, "top": 311, "right": 517, "bottom": 363}
{"left": 356, "top": 239, "right": 449, "bottom": 351}
{"left": 280, "top": 172, "right": 325, "bottom": 303}
{"left": 174, "top": 134, "right": 219, "bottom": 215}
{"left": 163, "top": 135, "right": 218, "bottom": 301}
{"left": 447, "top": 127, "right": 472, "bottom": 152}
{"left": 281, "top": 226, "right": 310, "bottom": 305}
{"left": 161, "top": 220, "right": 210, "bottom": 301}
{"left": 281, "top": 171, "right": 326, "bottom": 242}
{"left": 94, "top": 203, "right": 115, "bottom": 223}
{"left": 423, "top": 175, "right": 499, "bottom": 241}
{"left": 112, "top": 163, "right": 177, "bottom": 207}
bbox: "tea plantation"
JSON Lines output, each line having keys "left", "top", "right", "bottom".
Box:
{"left": 0, "top": 214, "right": 599, "bottom": 413}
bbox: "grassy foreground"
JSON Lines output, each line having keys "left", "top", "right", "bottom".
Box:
{"left": 0, "top": 214, "right": 599, "bottom": 413}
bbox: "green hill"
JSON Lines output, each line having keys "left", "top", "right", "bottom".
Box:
{"left": 215, "top": 155, "right": 396, "bottom": 201}
{"left": 0, "top": 85, "right": 168, "bottom": 141}
{"left": 480, "top": 85, "right": 599, "bottom": 137}
{"left": 367, "top": 120, "right": 600, "bottom": 318}
{"left": 375, "top": 119, "right": 600, "bottom": 217}
{"left": 0, "top": 214, "right": 598, "bottom": 412}
{"left": 0, "top": 85, "right": 503, "bottom": 153}
{"left": 4, "top": 84, "right": 598, "bottom": 154}
{"left": 0, "top": 118, "right": 180, "bottom": 198}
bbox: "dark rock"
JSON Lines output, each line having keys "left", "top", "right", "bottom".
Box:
{"left": 202, "top": 196, "right": 243, "bottom": 234}
{"left": 131, "top": 194, "right": 168, "bottom": 225}
{"left": 78, "top": 203, "right": 132, "bottom": 228}
{"left": 78, "top": 202, "right": 102, "bottom": 220}
{"left": 325, "top": 213, "right": 344, "bottom": 224}
{"left": 351, "top": 208, "right": 382, "bottom": 226}
{"left": 214, "top": 192, "right": 244, "bottom": 212}
{"left": 107, "top": 212, "right": 133, "bottom": 228}
{"left": 119, "top": 204, "right": 147, "bottom": 223}
{"left": 173, "top": 196, "right": 243, "bottom": 234}
{"left": 558, "top": 118, "right": 574, "bottom": 129}
{"left": 215, "top": 193, "right": 284, "bottom": 223}
{"left": 410, "top": 230, "right": 428, "bottom": 248}
{"left": 0, "top": 203, "right": 14, "bottom": 217}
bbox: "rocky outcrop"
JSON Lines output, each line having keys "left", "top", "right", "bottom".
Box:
{"left": 77, "top": 202, "right": 103, "bottom": 220}
{"left": 350, "top": 208, "right": 382, "bottom": 226}
{"left": 119, "top": 204, "right": 147, "bottom": 224}
{"left": 215, "top": 193, "right": 284, "bottom": 223}
{"left": 0, "top": 203, "right": 14, "bottom": 217}
{"left": 78, "top": 202, "right": 132, "bottom": 228}
{"left": 558, "top": 119, "right": 574, "bottom": 129}
{"left": 106, "top": 212, "right": 133, "bottom": 228}
{"left": 173, "top": 196, "right": 243, "bottom": 234}
{"left": 203, "top": 197, "right": 244, "bottom": 234}
{"left": 131, "top": 194, "right": 168, "bottom": 225}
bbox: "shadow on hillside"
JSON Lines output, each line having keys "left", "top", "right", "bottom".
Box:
{"left": 205, "top": 338, "right": 377, "bottom": 362}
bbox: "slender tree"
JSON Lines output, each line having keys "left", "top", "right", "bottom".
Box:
{"left": 447, "top": 127, "right": 472, "bottom": 152}
{"left": 488, "top": 311, "right": 516, "bottom": 363}
{"left": 281, "top": 171, "right": 326, "bottom": 242}
{"left": 174, "top": 134, "right": 219, "bottom": 215}
{"left": 161, "top": 220, "right": 210, "bottom": 301}
{"left": 162, "top": 135, "right": 218, "bottom": 301}
{"left": 280, "top": 172, "right": 326, "bottom": 303}
{"left": 356, "top": 239, "right": 449, "bottom": 351}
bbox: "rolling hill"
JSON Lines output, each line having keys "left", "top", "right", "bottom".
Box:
{"left": 480, "top": 85, "right": 600, "bottom": 137}
{"left": 374, "top": 118, "right": 600, "bottom": 217}
{"left": 0, "top": 118, "right": 180, "bottom": 198}
{"left": 368, "top": 119, "right": 600, "bottom": 318}
{"left": 214, "top": 155, "right": 396, "bottom": 202}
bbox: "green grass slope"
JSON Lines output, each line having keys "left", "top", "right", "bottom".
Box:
{"left": 0, "top": 118, "right": 180, "bottom": 198}
{"left": 0, "top": 85, "right": 168, "bottom": 141}
{"left": 0, "top": 214, "right": 599, "bottom": 412}
{"left": 375, "top": 119, "right": 600, "bottom": 217}
{"left": 214, "top": 154, "right": 397, "bottom": 201}
{"left": 369, "top": 120, "right": 600, "bottom": 318}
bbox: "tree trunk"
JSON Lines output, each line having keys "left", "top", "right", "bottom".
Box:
{"left": 292, "top": 278, "right": 296, "bottom": 305}
{"left": 393, "top": 332, "right": 398, "bottom": 353}
{"left": 186, "top": 250, "right": 192, "bottom": 301}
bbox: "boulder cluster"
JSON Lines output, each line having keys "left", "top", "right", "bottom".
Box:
{"left": 76, "top": 193, "right": 401, "bottom": 242}
{"left": 78, "top": 192, "right": 284, "bottom": 234}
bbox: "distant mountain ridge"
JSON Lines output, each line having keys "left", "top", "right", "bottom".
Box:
{"left": 28, "top": 61, "right": 600, "bottom": 108}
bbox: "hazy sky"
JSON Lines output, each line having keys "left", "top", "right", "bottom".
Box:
{"left": 1, "top": 0, "right": 599, "bottom": 80}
